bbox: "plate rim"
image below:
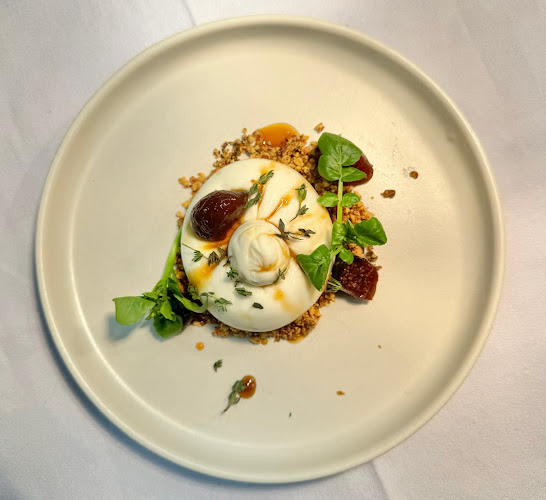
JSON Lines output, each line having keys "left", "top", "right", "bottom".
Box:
{"left": 35, "top": 14, "right": 505, "bottom": 483}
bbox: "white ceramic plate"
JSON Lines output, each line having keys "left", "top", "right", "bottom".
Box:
{"left": 36, "top": 16, "right": 504, "bottom": 482}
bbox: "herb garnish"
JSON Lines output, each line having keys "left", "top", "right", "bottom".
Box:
{"left": 252, "top": 302, "right": 264, "bottom": 309}
{"left": 113, "top": 227, "right": 209, "bottom": 338}
{"left": 226, "top": 267, "right": 242, "bottom": 285}
{"left": 214, "top": 297, "right": 232, "bottom": 312}
{"left": 290, "top": 184, "right": 309, "bottom": 221}
{"left": 182, "top": 243, "right": 226, "bottom": 267}
{"left": 326, "top": 277, "right": 343, "bottom": 293}
{"left": 245, "top": 169, "right": 274, "bottom": 209}
{"left": 296, "top": 133, "right": 388, "bottom": 291}
{"left": 273, "top": 267, "right": 287, "bottom": 284}
{"left": 235, "top": 287, "right": 252, "bottom": 297}
{"left": 276, "top": 218, "right": 314, "bottom": 242}
{"left": 213, "top": 359, "right": 223, "bottom": 372}
{"left": 223, "top": 378, "right": 247, "bottom": 413}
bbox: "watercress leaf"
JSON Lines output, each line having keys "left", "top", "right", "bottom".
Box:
{"left": 339, "top": 247, "right": 355, "bottom": 264}
{"left": 318, "top": 132, "right": 362, "bottom": 166}
{"left": 318, "top": 154, "right": 342, "bottom": 181}
{"left": 167, "top": 278, "right": 182, "bottom": 297}
{"left": 353, "top": 217, "right": 388, "bottom": 246}
{"left": 153, "top": 313, "right": 183, "bottom": 339}
{"left": 296, "top": 254, "right": 330, "bottom": 291}
{"left": 159, "top": 298, "right": 175, "bottom": 321}
{"left": 248, "top": 183, "right": 258, "bottom": 195}
{"left": 317, "top": 192, "right": 338, "bottom": 207}
{"left": 174, "top": 293, "right": 208, "bottom": 313}
{"left": 341, "top": 167, "right": 366, "bottom": 182}
{"left": 113, "top": 297, "right": 155, "bottom": 325}
{"left": 142, "top": 291, "right": 159, "bottom": 301}
{"left": 331, "top": 222, "right": 347, "bottom": 247}
{"left": 310, "top": 244, "right": 331, "bottom": 263}
{"left": 341, "top": 192, "right": 361, "bottom": 207}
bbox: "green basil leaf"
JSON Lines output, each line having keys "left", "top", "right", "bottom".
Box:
{"left": 318, "top": 132, "right": 362, "bottom": 167}
{"left": 174, "top": 293, "right": 208, "bottom": 313}
{"left": 159, "top": 298, "right": 175, "bottom": 321}
{"left": 331, "top": 222, "right": 347, "bottom": 247}
{"left": 353, "top": 217, "right": 388, "bottom": 246}
{"left": 113, "top": 297, "right": 155, "bottom": 325}
{"left": 339, "top": 247, "right": 355, "bottom": 264}
{"left": 153, "top": 314, "right": 183, "bottom": 339}
{"left": 317, "top": 192, "right": 338, "bottom": 207}
{"left": 318, "top": 155, "right": 342, "bottom": 181}
{"left": 341, "top": 192, "right": 361, "bottom": 207}
{"left": 341, "top": 167, "right": 366, "bottom": 182}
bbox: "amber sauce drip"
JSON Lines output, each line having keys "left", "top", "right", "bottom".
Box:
{"left": 265, "top": 193, "right": 293, "bottom": 221}
{"left": 195, "top": 342, "right": 204, "bottom": 351}
{"left": 188, "top": 261, "right": 217, "bottom": 289}
{"left": 257, "top": 123, "right": 298, "bottom": 147}
{"left": 240, "top": 375, "right": 256, "bottom": 399}
{"left": 202, "top": 220, "right": 242, "bottom": 250}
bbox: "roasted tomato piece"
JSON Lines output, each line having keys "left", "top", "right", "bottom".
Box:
{"left": 190, "top": 190, "right": 248, "bottom": 241}
{"left": 332, "top": 255, "right": 378, "bottom": 300}
{"left": 344, "top": 154, "right": 374, "bottom": 186}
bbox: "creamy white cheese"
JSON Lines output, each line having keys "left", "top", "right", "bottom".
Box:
{"left": 180, "top": 159, "right": 333, "bottom": 332}
{"left": 228, "top": 220, "right": 291, "bottom": 286}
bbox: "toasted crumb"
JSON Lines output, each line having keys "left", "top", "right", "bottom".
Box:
{"left": 409, "top": 170, "right": 419, "bottom": 179}
{"left": 381, "top": 189, "right": 396, "bottom": 198}
{"left": 336, "top": 390, "right": 345, "bottom": 396}
{"left": 378, "top": 345, "right": 382, "bottom": 349}
{"left": 314, "top": 122, "right": 325, "bottom": 132}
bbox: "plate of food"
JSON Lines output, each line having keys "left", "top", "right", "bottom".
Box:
{"left": 36, "top": 16, "right": 504, "bottom": 482}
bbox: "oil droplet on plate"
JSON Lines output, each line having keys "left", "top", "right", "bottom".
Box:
{"left": 196, "top": 342, "right": 204, "bottom": 351}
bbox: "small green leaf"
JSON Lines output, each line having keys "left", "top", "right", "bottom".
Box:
{"left": 258, "top": 170, "right": 274, "bottom": 185}
{"left": 248, "top": 183, "right": 258, "bottom": 195}
{"left": 341, "top": 192, "right": 361, "bottom": 207}
{"left": 252, "top": 302, "right": 264, "bottom": 309}
{"left": 318, "top": 133, "right": 362, "bottom": 167}
{"left": 153, "top": 313, "right": 183, "bottom": 339}
{"left": 245, "top": 190, "right": 262, "bottom": 209}
{"left": 235, "top": 287, "right": 252, "bottom": 297}
{"left": 341, "top": 167, "right": 366, "bottom": 182}
{"left": 339, "top": 247, "right": 354, "bottom": 264}
{"left": 113, "top": 297, "right": 155, "bottom": 325}
{"left": 353, "top": 218, "right": 388, "bottom": 246}
{"left": 318, "top": 154, "right": 342, "bottom": 181}
{"left": 187, "top": 285, "right": 200, "bottom": 301}
{"left": 296, "top": 244, "right": 331, "bottom": 291}
{"left": 295, "top": 183, "right": 307, "bottom": 203}
{"left": 326, "top": 277, "right": 342, "bottom": 293}
{"left": 331, "top": 222, "right": 347, "bottom": 247}
{"left": 214, "top": 297, "right": 232, "bottom": 312}
{"left": 213, "top": 359, "right": 223, "bottom": 372}
{"left": 223, "top": 378, "right": 247, "bottom": 413}
{"left": 310, "top": 244, "right": 331, "bottom": 262}
{"left": 317, "top": 192, "right": 338, "bottom": 207}
{"left": 159, "top": 298, "right": 175, "bottom": 321}
{"left": 174, "top": 293, "right": 208, "bottom": 313}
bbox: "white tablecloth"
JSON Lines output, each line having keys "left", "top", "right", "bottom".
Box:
{"left": 1, "top": 1, "right": 545, "bottom": 498}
